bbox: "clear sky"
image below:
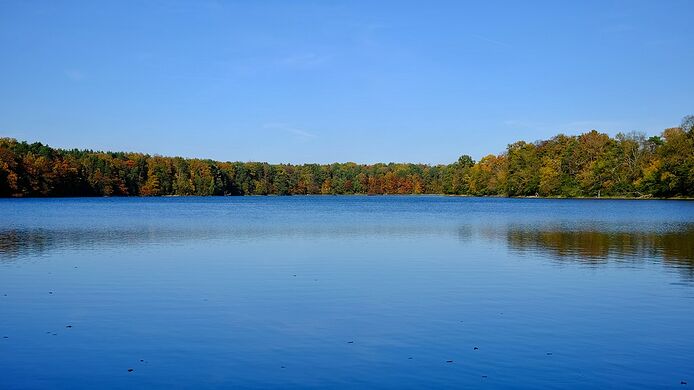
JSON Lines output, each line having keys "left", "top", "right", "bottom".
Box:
{"left": 1, "top": 1, "right": 692, "bottom": 164}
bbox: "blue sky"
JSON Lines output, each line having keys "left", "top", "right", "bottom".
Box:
{"left": 1, "top": 1, "right": 692, "bottom": 164}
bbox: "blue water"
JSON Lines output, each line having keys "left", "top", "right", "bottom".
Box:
{"left": 1, "top": 196, "right": 693, "bottom": 389}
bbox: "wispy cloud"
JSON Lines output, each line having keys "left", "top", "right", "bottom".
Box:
{"left": 602, "top": 24, "right": 633, "bottom": 34}
{"left": 355, "top": 22, "right": 388, "bottom": 47}
{"left": 64, "top": 69, "right": 86, "bottom": 81}
{"left": 263, "top": 123, "right": 316, "bottom": 139}
{"left": 278, "top": 53, "right": 330, "bottom": 69}
{"left": 503, "top": 119, "right": 534, "bottom": 127}
{"left": 471, "top": 34, "right": 510, "bottom": 48}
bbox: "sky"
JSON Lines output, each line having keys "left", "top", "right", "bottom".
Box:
{"left": 1, "top": 0, "right": 693, "bottom": 164}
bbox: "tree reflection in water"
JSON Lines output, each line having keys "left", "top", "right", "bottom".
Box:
{"left": 2, "top": 223, "right": 693, "bottom": 279}
{"left": 466, "top": 224, "right": 694, "bottom": 279}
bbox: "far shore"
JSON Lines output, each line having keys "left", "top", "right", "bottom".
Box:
{"left": 2, "top": 194, "right": 692, "bottom": 201}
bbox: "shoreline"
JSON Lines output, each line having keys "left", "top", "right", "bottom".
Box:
{"left": 2, "top": 194, "right": 693, "bottom": 201}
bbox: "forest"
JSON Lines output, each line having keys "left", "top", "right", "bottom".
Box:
{"left": 1, "top": 116, "right": 693, "bottom": 198}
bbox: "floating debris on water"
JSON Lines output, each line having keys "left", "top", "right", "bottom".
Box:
{"left": 128, "top": 368, "right": 134, "bottom": 372}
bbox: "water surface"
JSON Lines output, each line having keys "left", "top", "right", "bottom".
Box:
{"left": 1, "top": 197, "right": 693, "bottom": 389}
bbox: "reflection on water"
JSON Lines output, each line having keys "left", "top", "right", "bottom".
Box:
{"left": 3, "top": 222, "right": 693, "bottom": 274}
{"left": 2, "top": 197, "right": 694, "bottom": 388}
{"left": 0, "top": 225, "right": 457, "bottom": 259}
{"left": 499, "top": 224, "right": 694, "bottom": 280}
{"left": 457, "top": 222, "right": 694, "bottom": 262}
{"left": 504, "top": 226, "right": 694, "bottom": 265}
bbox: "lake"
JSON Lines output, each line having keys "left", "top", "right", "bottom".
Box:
{"left": 1, "top": 196, "right": 693, "bottom": 389}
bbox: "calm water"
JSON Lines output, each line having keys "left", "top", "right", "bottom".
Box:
{"left": 1, "top": 196, "right": 693, "bottom": 389}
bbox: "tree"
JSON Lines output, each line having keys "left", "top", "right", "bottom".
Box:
{"left": 539, "top": 157, "right": 562, "bottom": 196}
{"left": 682, "top": 115, "right": 694, "bottom": 136}
{"left": 506, "top": 141, "right": 539, "bottom": 196}
{"left": 2, "top": 117, "right": 693, "bottom": 198}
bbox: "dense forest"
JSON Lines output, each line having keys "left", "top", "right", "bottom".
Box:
{"left": 1, "top": 116, "right": 693, "bottom": 198}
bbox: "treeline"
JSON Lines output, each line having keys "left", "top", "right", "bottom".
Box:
{"left": 1, "top": 116, "right": 693, "bottom": 198}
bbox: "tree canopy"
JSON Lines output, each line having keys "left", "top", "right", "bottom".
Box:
{"left": 2, "top": 116, "right": 693, "bottom": 198}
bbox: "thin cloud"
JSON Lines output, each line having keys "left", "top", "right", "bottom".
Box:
{"left": 471, "top": 34, "right": 510, "bottom": 48}
{"left": 603, "top": 24, "right": 633, "bottom": 33}
{"left": 278, "top": 53, "right": 330, "bottom": 69}
{"left": 356, "top": 22, "right": 388, "bottom": 47}
{"left": 263, "top": 123, "right": 316, "bottom": 139}
{"left": 503, "top": 119, "right": 534, "bottom": 127}
{"left": 64, "top": 69, "right": 86, "bottom": 81}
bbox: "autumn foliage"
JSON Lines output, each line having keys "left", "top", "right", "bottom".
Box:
{"left": 1, "top": 116, "right": 693, "bottom": 198}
